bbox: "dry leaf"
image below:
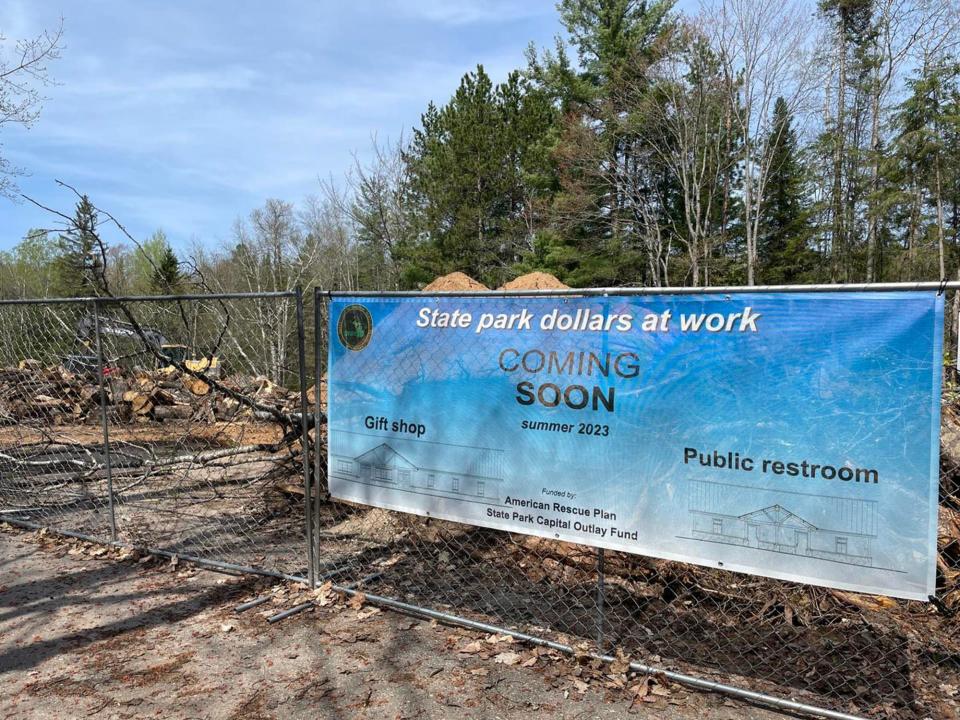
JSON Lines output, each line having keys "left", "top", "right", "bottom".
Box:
{"left": 494, "top": 652, "right": 522, "bottom": 666}
{"left": 313, "top": 580, "right": 335, "bottom": 607}
{"left": 220, "top": 623, "right": 234, "bottom": 632}
{"left": 630, "top": 677, "right": 651, "bottom": 705}
{"left": 459, "top": 640, "right": 484, "bottom": 654}
{"left": 348, "top": 592, "right": 366, "bottom": 610}
{"left": 609, "top": 648, "right": 631, "bottom": 675}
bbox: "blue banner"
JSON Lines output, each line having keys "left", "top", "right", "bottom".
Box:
{"left": 327, "top": 292, "right": 943, "bottom": 600}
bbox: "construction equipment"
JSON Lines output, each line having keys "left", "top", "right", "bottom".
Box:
{"left": 69, "top": 314, "right": 219, "bottom": 376}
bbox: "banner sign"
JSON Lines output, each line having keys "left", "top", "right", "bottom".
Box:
{"left": 327, "top": 292, "right": 943, "bottom": 600}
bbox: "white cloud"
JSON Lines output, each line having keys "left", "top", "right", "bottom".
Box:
{"left": 0, "top": 0, "right": 564, "bottom": 249}
{"left": 394, "top": 0, "right": 548, "bottom": 25}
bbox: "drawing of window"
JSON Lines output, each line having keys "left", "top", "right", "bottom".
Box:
{"left": 427, "top": 474, "right": 436, "bottom": 488}
{"left": 399, "top": 469, "right": 410, "bottom": 484}
{"left": 337, "top": 459, "right": 351, "bottom": 473}
{"left": 375, "top": 466, "right": 390, "bottom": 482}
{"left": 452, "top": 477, "right": 460, "bottom": 492}
{"left": 836, "top": 537, "right": 847, "bottom": 555}
{"left": 477, "top": 481, "right": 485, "bottom": 497}
{"left": 712, "top": 518, "right": 722, "bottom": 534}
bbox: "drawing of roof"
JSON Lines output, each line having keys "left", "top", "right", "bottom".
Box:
{"left": 332, "top": 432, "right": 504, "bottom": 481}
{"left": 688, "top": 480, "right": 877, "bottom": 537}
{"left": 355, "top": 443, "right": 416, "bottom": 469}
{"left": 738, "top": 504, "right": 817, "bottom": 530}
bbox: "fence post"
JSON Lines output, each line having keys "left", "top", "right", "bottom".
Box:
{"left": 596, "top": 547, "right": 605, "bottom": 652}
{"left": 313, "top": 290, "right": 325, "bottom": 582}
{"left": 91, "top": 300, "right": 117, "bottom": 542}
{"left": 295, "top": 287, "right": 315, "bottom": 588}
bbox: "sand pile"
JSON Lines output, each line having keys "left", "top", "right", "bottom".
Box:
{"left": 498, "top": 272, "right": 569, "bottom": 290}
{"left": 422, "top": 272, "right": 489, "bottom": 292}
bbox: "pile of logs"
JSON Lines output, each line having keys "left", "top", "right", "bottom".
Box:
{"left": 0, "top": 360, "right": 300, "bottom": 425}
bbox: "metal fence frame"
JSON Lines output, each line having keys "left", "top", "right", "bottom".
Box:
{"left": 0, "top": 289, "right": 315, "bottom": 583}
{"left": 3, "top": 281, "right": 959, "bottom": 720}
{"left": 314, "top": 281, "right": 960, "bottom": 720}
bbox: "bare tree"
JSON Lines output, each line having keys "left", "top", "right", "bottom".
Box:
{"left": 347, "top": 136, "right": 416, "bottom": 289}
{"left": 705, "top": 0, "right": 819, "bottom": 285}
{"left": 211, "top": 199, "right": 323, "bottom": 384}
{"left": 300, "top": 188, "right": 360, "bottom": 291}
{"left": 910, "top": 0, "right": 960, "bottom": 280}
{"left": 0, "top": 19, "right": 63, "bottom": 197}
{"left": 864, "top": 0, "right": 956, "bottom": 281}
{"left": 642, "top": 21, "right": 736, "bottom": 286}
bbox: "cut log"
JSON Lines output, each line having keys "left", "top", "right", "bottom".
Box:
{"left": 829, "top": 590, "right": 897, "bottom": 611}
{"left": 153, "top": 404, "right": 193, "bottom": 420}
{"left": 184, "top": 376, "right": 210, "bottom": 396}
{"left": 149, "top": 387, "right": 177, "bottom": 406}
{"left": 129, "top": 394, "right": 154, "bottom": 416}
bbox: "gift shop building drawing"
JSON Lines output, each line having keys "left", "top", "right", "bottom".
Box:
{"left": 331, "top": 435, "right": 504, "bottom": 501}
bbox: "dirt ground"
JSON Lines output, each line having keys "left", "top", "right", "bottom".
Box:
{"left": 0, "top": 526, "right": 787, "bottom": 720}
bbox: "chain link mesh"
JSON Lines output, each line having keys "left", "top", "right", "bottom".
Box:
{"left": 311, "top": 290, "right": 960, "bottom": 720}
{"left": 2, "top": 290, "right": 958, "bottom": 718}
{"left": 0, "top": 300, "right": 113, "bottom": 538}
{"left": 0, "top": 294, "right": 310, "bottom": 579}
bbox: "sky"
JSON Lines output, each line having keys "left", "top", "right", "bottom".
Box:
{"left": 0, "top": 0, "right": 566, "bottom": 252}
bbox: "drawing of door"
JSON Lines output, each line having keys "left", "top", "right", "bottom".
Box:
{"left": 776, "top": 525, "right": 794, "bottom": 551}
{"left": 795, "top": 530, "right": 809, "bottom": 555}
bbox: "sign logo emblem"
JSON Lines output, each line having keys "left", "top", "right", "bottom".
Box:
{"left": 337, "top": 304, "right": 373, "bottom": 351}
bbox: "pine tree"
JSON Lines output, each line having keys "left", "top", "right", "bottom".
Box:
{"left": 405, "top": 65, "right": 556, "bottom": 286}
{"left": 890, "top": 57, "right": 960, "bottom": 279}
{"left": 759, "top": 98, "right": 815, "bottom": 283}
{"left": 815, "top": 0, "right": 876, "bottom": 282}
{"left": 527, "top": 0, "right": 677, "bottom": 287}
{"left": 151, "top": 244, "right": 182, "bottom": 294}
{"left": 54, "top": 195, "right": 105, "bottom": 297}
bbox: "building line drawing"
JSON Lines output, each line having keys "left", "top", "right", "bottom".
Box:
{"left": 685, "top": 479, "right": 880, "bottom": 568}
{"left": 330, "top": 433, "right": 504, "bottom": 501}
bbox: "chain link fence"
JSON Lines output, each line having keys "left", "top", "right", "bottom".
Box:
{"left": 311, "top": 288, "right": 960, "bottom": 720}
{"left": 0, "top": 291, "right": 312, "bottom": 581}
{"left": 3, "top": 288, "right": 959, "bottom": 719}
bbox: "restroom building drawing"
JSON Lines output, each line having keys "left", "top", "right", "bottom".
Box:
{"left": 331, "top": 434, "right": 504, "bottom": 501}
{"left": 687, "top": 479, "right": 878, "bottom": 567}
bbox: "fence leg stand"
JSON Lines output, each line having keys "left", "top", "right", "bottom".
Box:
{"left": 596, "top": 547, "right": 605, "bottom": 654}
{"left": 313, "top": 291, "right": 326, "bottom": 584}
{"left": 295, "top": 287, "right": 315, "bottom": 589}
{"left": 92, "top": 301, "right": 117, "bottom": 542}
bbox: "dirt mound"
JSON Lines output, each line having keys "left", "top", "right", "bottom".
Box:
{"left": 498, "top": 272, "right": 569, "bottom": 291}
{"left": 422, "top": 272, "right": 489, "bottom": 292}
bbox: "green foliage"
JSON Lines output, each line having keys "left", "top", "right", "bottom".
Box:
{"left": 10, "top": 0, "right": 960, "bottom": 296}
{"left": 151, "top": 243, "right": 182, "bottom": 294}
{"left": 759, "top": 98, "right": 817, "bottom": 283}
{"left": 405, "top": 65, "right": 557, "bottom": 287}
{"left": 54, "top": 195, "right": 106, "bottom": 297}
{"left": 0, "top": 229, "right": 57, "bottom": 298}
